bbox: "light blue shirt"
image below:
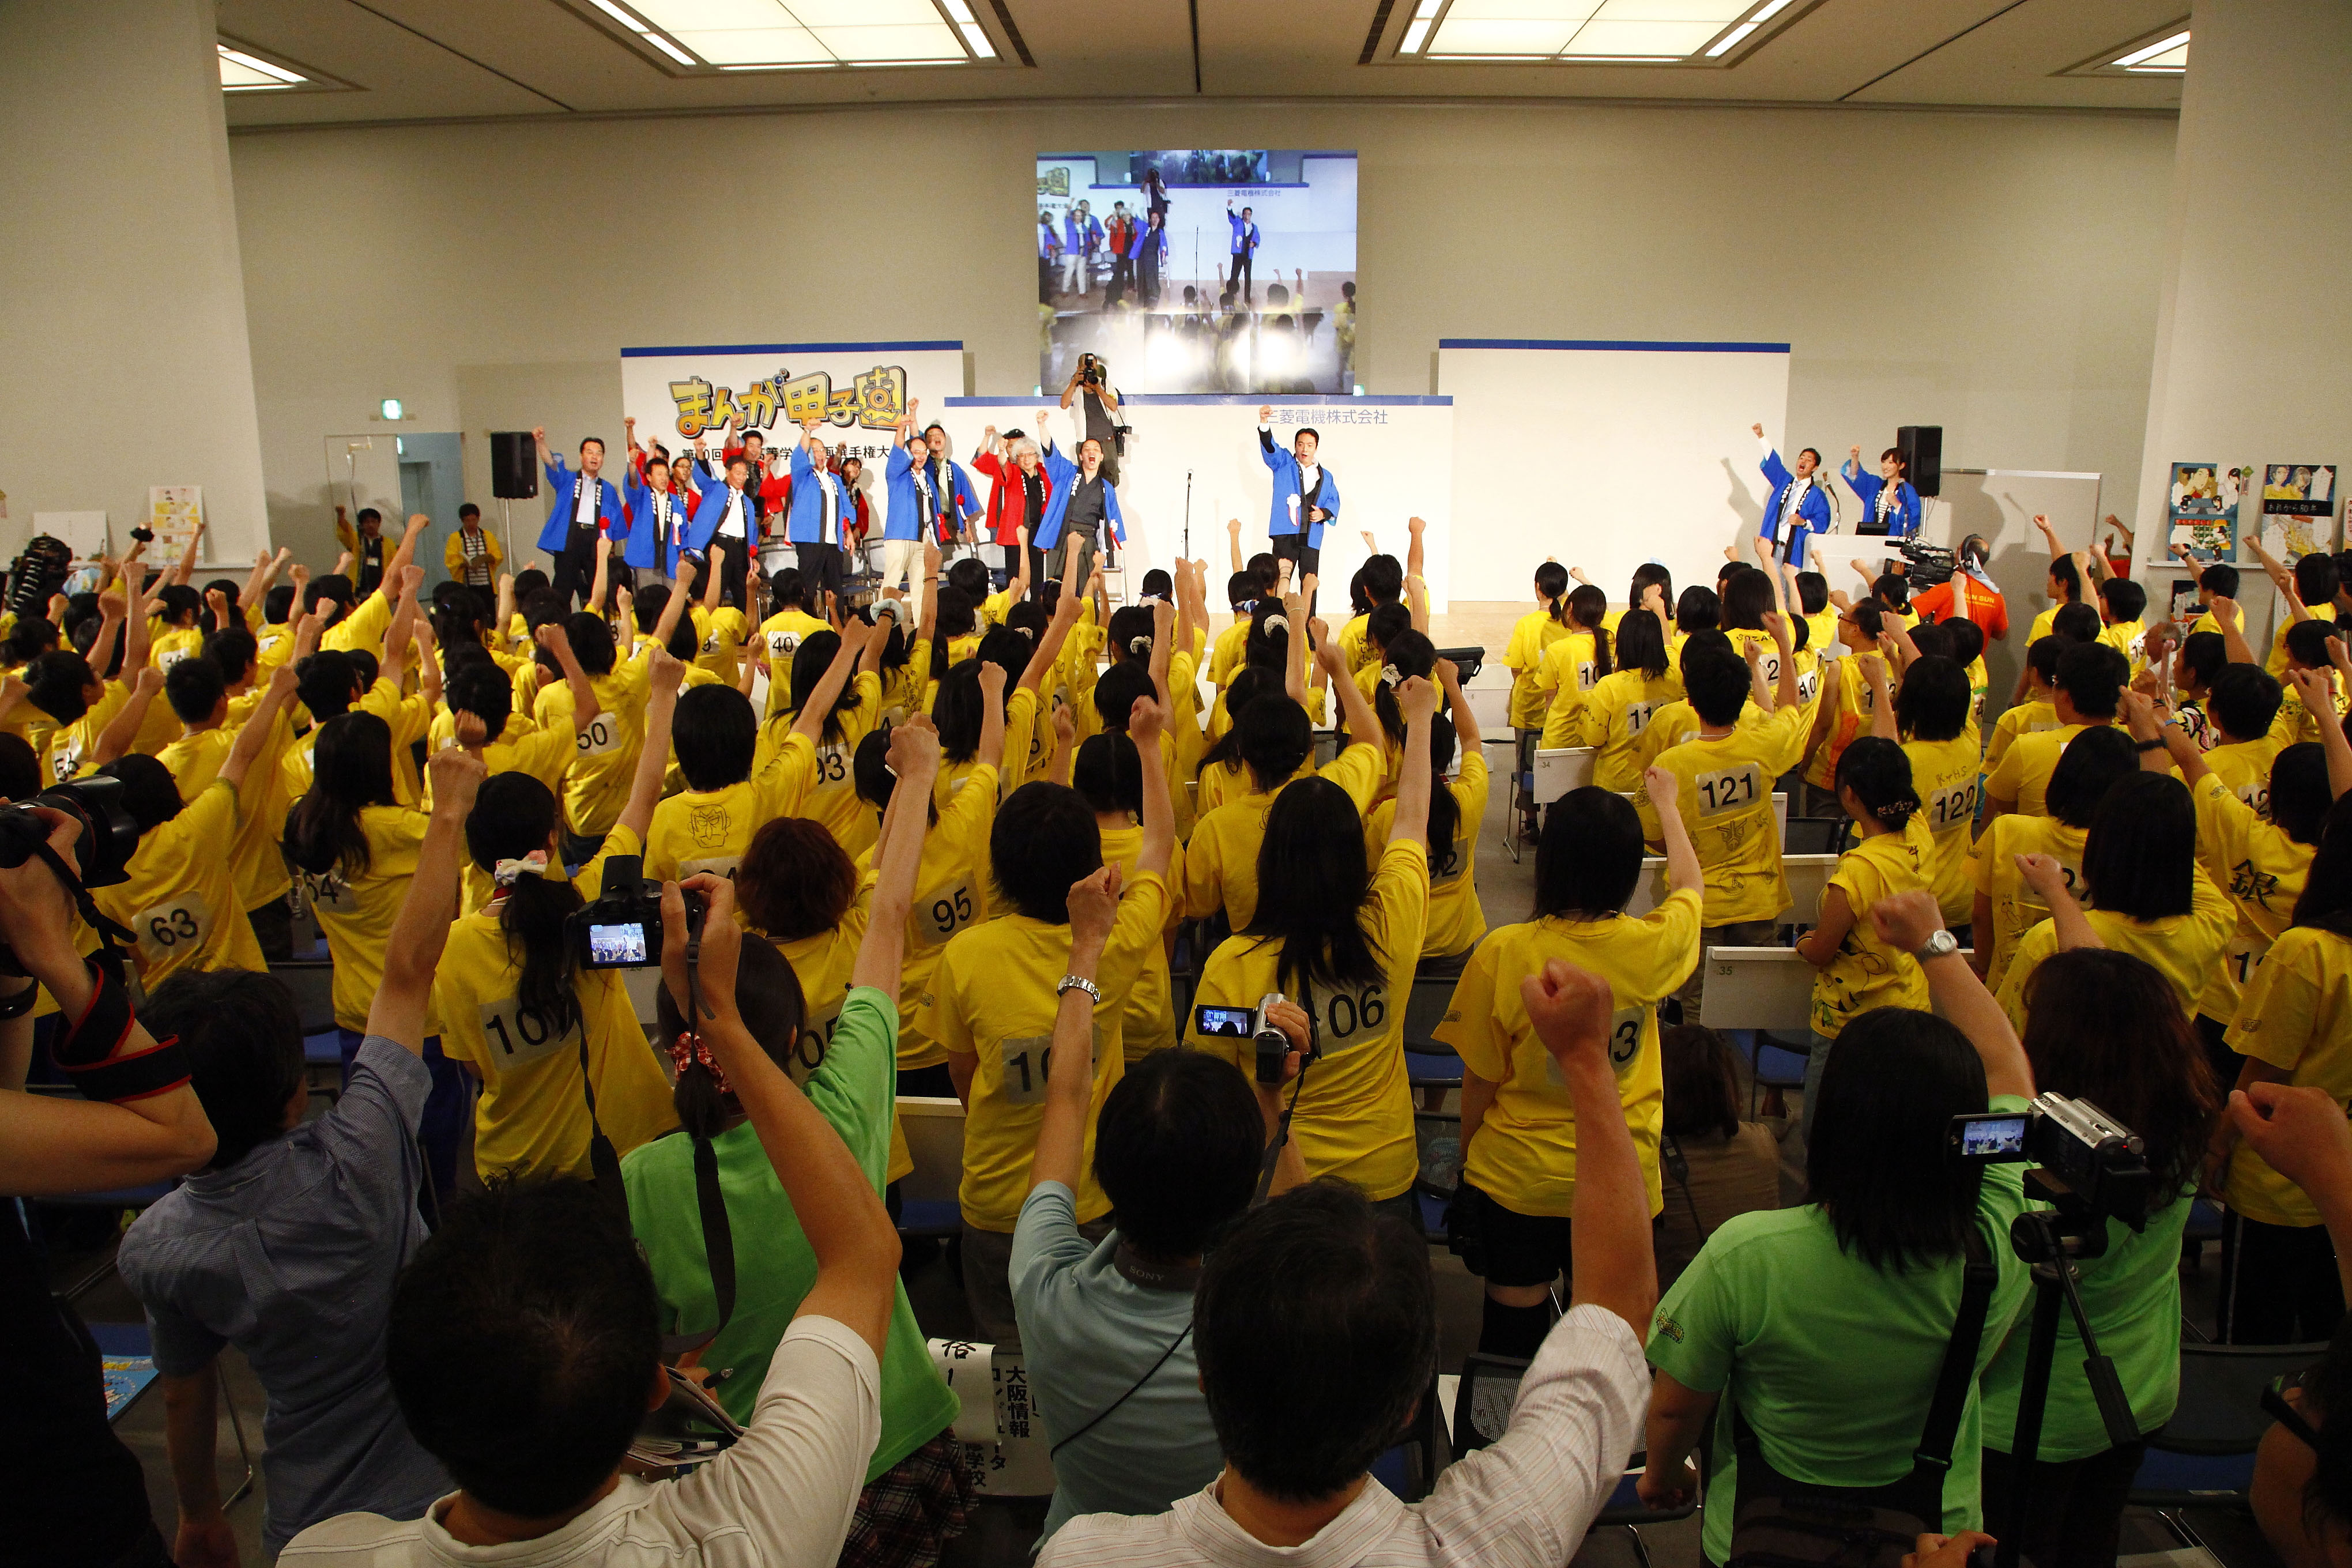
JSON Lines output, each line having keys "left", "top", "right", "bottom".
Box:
{"left": 1011, "top": 1182, "right": 1220, "bottom": 1544}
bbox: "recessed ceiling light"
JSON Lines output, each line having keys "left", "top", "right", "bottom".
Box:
{"left": 218, "top": 44, "right": 304, "bottom": 89}
{"left": 1705, "top": 20, "right": 1757, "bottom": 56}
{"left": 1411, "top": 0, "right": 1792, "bottom": 65}
{"left": 958, "top": 21, "right": 994, "bottom": 56}
{"left": 1750, "top": 0, "right": 1792, "bottom": 19}
{"left": 379, "top": 398, "right": 404, "bottom": 421}
{"left": 1400, "top": 17, "right": 1433, "bottom": 50}
{"left": 2113, "top": 28, "right": 2189, "bottom": 69}
{"left": 584, "top": 0, "right": 653, "bottom": 32}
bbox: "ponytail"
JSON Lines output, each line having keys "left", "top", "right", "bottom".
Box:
{"left": 655, "top": 937, "right": 806, "bottom": 1137}
{"left": 1535, "top": 562, "right": 1570, "bottom": 626}
{"left": 465, "top": 774, "right": 584, "bottom": 1036}
{"left": 1834, "top": 736, "right": 1918, "bottom": 830}
{"left": 285, "top": 712, "right": 395, "bottom": 877}
{"left": 1426, "top": 712, "right": 1463, "bottom": 876}
{"left": 1567, "top": 585, "right": 1612, "bottom": 681}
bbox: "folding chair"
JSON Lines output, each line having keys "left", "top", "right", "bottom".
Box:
{"left": 2129, "top": 1338, "right": 2330, "bottom": 1552}
{"left": 1691, "top": 945, "right": 1814, "bottom": 1115}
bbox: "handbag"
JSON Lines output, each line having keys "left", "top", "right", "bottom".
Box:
{"left": 1724, "top": 1223, "right": 1998, "bottom": 1568}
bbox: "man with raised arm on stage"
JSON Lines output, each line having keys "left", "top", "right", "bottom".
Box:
{"left": 1751, "top": 421, "right": 1831, "bottom": 569}
{"left": 783, "top": 417, "right": 855, "bottom": 607}
{"left": 918, "top": 414, "right": 985, "bottom": 558}
{"left": 1034, "top": 409, "right": 1124, "bottom": 591}
{"left": 621, "top": 415, "right": 691, "bottom": 585}
{"left": 683, "top": 430, "right": 762, "bottom": 609}
{"left": 533, "top": 425, "right": 625, "bottom": 609}
{"left": 1259, "top": 403, "right": 1337, "bottom": 615}
{"left": 883, "top": 401, "right": 943, "bottom": 621}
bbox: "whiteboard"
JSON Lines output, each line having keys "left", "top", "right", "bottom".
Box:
{"left": 1438, "top": 340, "right": 1791, "bottom": 602}
{"left": 27, "top": 511, "right": 109, "bottom": 559}
{"left": 1923, "top": 468, "right": 2104, "bottom": 721}
{"left": 936, "top": 394, "right": 1454, "bottom": 608}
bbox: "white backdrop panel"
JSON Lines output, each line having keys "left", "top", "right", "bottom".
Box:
{"left": 1923, "top": 469, "right": 2104, "bottom": 713}
{"left": 1439, "top": 341, "right": 1791, "bottom": 602}
{"left": 937, "top": 394, "right": 1453, "bottom": 609}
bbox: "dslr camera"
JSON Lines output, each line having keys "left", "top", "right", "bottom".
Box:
{"left": 1193, "top": 992, "right": 1299, "bottom": 1085}
{"left": 566, "top": 853, "right": 702, "bottom": 970}
{"left": 1079, "top": 353, "right": 1105, "bottom": 389}
{"left": 0, "top": 777, "right": 141, "bottom": 975}
{"left": 1949, "top": 1092, "right": 2153, "bottom": 1229}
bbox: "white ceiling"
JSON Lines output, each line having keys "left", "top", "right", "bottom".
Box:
{"left": 217, "top": 0, "right": 2187, "bottom": 129}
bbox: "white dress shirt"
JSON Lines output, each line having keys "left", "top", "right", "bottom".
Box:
{"left": 1036, "top": 1305, "right": 1647, "bottom": 1568}
{"left": 718, "top": 487, "right": 747, "bottom": 540}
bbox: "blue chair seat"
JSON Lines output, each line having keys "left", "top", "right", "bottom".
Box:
{"left": 1417, "top": 1189, "right": 1448, "bottom": 1238}
{"left": 1405, "top": 1050, "right": 1463, "bottom": 1090}
{"left": 895, "top": 1198, "right": 962, "bottom": 1239}
{"left": 2130, "top": 1443, "right": 2256, "bottom": 1498}
{"left": 2184, "top": 1198, "right": 2223, "bottom": 1245}
{"left": 1750, "top": 1035, "right": 1808, "bottom": 1090}
{"left": 303, "top": 1029, "right": 344, "bottom": 1066}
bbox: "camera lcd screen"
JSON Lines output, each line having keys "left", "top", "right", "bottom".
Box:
{"left": 587, "top": 922, "right": 650, "bottom": 966}
{"left": 1193, "top": 1005, "right": 1254, "bottom": 1040}
{"left": 1958, "top": 1115, "right": 2029, "bottom": 1158}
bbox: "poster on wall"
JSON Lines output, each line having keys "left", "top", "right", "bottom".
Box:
{"left": 618, "top": 341, "right": 965, "bottom": 549}
{"left": 2261, "top": 461, "right": 2340, "bottom": 558}
{"left": 147, "top": 486, "right": 202, "bottom": 563}
{"left": 1035, "top": 149, "right": 1357, "bottom": 396}
{"left": 2166, "top": 461, "right": 2245, "bottom": 559}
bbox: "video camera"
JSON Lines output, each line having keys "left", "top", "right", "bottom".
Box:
{"left": 565, "top": 853, "right": 703, "bottom": 970}
{"left": 1193, "top": 992, "right": 1300, "bottom": 1085}
{"left": 1896, "top": 539, "right": 1957, "bottom": 587}
{"left": 1948, "top": 1092, "right": 2153, "bottom": 1230}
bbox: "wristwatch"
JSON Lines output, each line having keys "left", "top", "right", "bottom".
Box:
{"left": 1056, "top": 974, "right": 1102, "bottom": 1005}
{"left": 1913, "top": 929, "right": 1960, "bottom": 962}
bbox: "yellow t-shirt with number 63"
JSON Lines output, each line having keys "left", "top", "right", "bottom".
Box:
{"left": 95, "top": 778, "right": 264, "bottom": 992}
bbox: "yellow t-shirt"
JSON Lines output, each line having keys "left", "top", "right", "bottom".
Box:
{"left": 691, "top": 605, "right": 751, "bottom": 684}
{"left": 1535, "top": 632, "right": 1610, "bottom": 749}
{"left": 1996, "top": 872, "right": 2237, "bottom": 1032}
{"left": 95, "top": 778, "right": 265, "bottom": 990}
{"left": 1984, "top": 699, "right": 2057, "bottom": 774}
{"left": 1181, "top": 742, "right": 1387, "bottom": 932}
{"left": 355, "top": 677, "right": 428, "bottom": 806}
{"left": 642, "top": 732, "right": 819, "bottom": 887}
{"left": 1188, "top": 842, "right": 1428, "bottom": 1201}
{"left": 2189, "top": 771, "right": 2315, "bottom": 1023}
{"left": 2205, "top": 736, "right": 2285, "bottom": 816}
{"left": 1801, "top": 654, "right": 1885, "bottom": 791}
{"left": 888, "top": 762, "right": 998, "bottom": 1071}
{"left": 1970, "top": 813, "right": 2089, "bottom": 993}
{"left": 1650, "top": 704, "right": 1812, "bottom": 926}
{"left": 1569, "top": 668, "right": 1682, "bottom": 793}
{"left": 435, "top": 831, "right": 680, "bottom": 1181}
{"left": 45, "top": 682, "right": 128, "bottom": 785}
{"left": 301, "top": 803, "right": 435, "bottom": 1034}
{"left": 149, "top": 625, "right": 203, "bottom": 673}
{"left": 1903, "top": 732, "right": 1984, "bottom": 925}
{"left": 1363, "top": 753, "right": 1489, "bottom": 960}
{"left": 425, "top": 709, "right": 574, "bottom": 803}
{"left": 1809, "top": 817, "right": 1935, "bottom": 1038}
{"left": 160, "top": 715, "right": 301, "bottom": 915}
{"left": 763, "top": 673, "right": 883, "bottom": 860}
{"left": 979, "top": 587, "right": 1019, "bottom": 630}
{"left": 533, "top": 659, "right": 651, "bottom": 838}
{"left": 2027, "top": 605, "right": 2059, "bottom": 644}
{"left": 2189, "top": 603, "right": 2247, "bottom": 637}
{"left": 1966, "top": 657, "right": 1991, "bottom": 732}
{"left": 322, "top": 592, "right": 392, "bottom": 657}
{"left": 1207, "top": 618, "right": 1252, "bottom": 690}
{"left": 1098, "top": 823, "right": 1182, "bottom": 1062}
{"left": 253, "top": 621, "right": 297, "bottom": 675}
{"left": 1503, "top": 611, "right": 1571, "bottom": 732}
{"left": 931, "top": 873, "right": 1170, "bottom": 1230}
{"left": 1985, "top": 721, "right": 2102, "bottom": 819}
{"left": 1337, "top": 613, "right": 1375, "bottom": 675}
{"left": 2225, "top": 929, "right": 2352, "bottom": 1225}
{"left": 1436, "top": 889, "right": 1702, "bottom": 1219}
{"left": 755, "top": 608, "right": 832, "bottom": 720}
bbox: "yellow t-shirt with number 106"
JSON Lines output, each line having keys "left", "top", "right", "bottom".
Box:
{"left": 1186, "top": 841, "right": 1429, "bottom": 1203}
{"left": 1649, "top": 703, "right": 1811, "bottom": 927}
{"left": 1809, "top": 817, "right": 1935, "bottom": 1040}
{"left": 1437, "top": 888, "right": 1702, "bottom": 1220}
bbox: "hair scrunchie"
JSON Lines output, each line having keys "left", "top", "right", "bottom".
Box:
{"left": 493, "top": 851, "right": 550, "bottom": 887}
{"left": 668, "top": 1031, "right": 731, "bottom": 1096}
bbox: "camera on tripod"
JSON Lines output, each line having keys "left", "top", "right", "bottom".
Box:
{"left": 1193, "top": 993, "right": 1302, "bottom": 1085}
{"left": 566, "top": 854, "right": 702, "bottom": 970}
{"left": 1948, "top": 1091, "right": 2153, "bottom": 1229}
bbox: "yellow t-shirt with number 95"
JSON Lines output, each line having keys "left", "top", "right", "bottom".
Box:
{"left": 882, "top": 763, "right": 999, "bottom": 1071}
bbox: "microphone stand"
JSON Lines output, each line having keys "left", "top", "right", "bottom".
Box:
{"left": 1183, "top": 468, "right": 1193, "bottom": 561}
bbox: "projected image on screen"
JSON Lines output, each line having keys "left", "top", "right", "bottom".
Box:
{"left": 1036, "top": 149, "right": 1357, "bottom": 395}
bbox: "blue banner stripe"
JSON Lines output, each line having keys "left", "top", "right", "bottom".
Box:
{"left": 1438, "top": 338, "right": 1789, "bottom": 354}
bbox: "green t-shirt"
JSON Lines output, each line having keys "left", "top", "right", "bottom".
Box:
{"left": 1646, "top": 1096, "right": 2034, "bottom": 1566}
{"left": 1978, "top": 1186, "right": 2192, "bottom": 1461}
{"left": 621, "top": 986, "right": 959, "bottom": 1482}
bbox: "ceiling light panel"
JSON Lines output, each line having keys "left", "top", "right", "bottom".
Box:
{"left": 1428, "top": 18, "right": 1581, "bottom": 54}
{"left": 1588, "top": 0, "right": 1749, "bottom": 21}
{"left": 218, "top": 44, "right": 304, "bottom": 88}
{"left": 670, "top": 24, "right": 831, "bottom": 61}
{"left": 807, "top": 21, "right": 965, "bottom": 59}
{"left": 1562, "top": 18, "right": 1724, "bottom": 52}
{"left": 1442, "top": 0, "right": 1599, "bottom": 18}
{"left": 632, "top": 0, "right": 789, "bottom": 30}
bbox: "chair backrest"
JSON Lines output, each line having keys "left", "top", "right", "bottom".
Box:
{"left": 2157, "top": 1340, "right": 2332, "bottom": 1456}
{"left": 269, "top": 961, "right": 338, "bottom": 1039}
{"left": 1433, "top": 646, "right": 1485, "bottom": 684}
{"left": 1449, "top": 1350, "right": 1532, "bottom": 1454}
{"left": 1531, "top": 747, "right": 1595, "bottom": 805}
{"left": 1695, "top": 946, "right": 1813, "bottom": 1032}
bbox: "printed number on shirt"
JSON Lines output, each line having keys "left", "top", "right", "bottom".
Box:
{"left": 1694, "top": 764, "right": 1763, "bottom": 819}
{"left": 1624, "top": 701, "right": 1655, "bottom": 737}
{"left": 1546, "top": 1007, "right": 1647, "bottom": 1084}
{"left": 1758, "top": 652, "right": 1782, "bottom": 684}
{"left": 476, "top": 995, "right": 582, "bottom": 1067}
{"left": 1307, "top": 981, "right": 1389, "bottom": 1054}
{"left": 51, "top": 738, "right": 82, "bottom": 783}
{"left": 2226, "top": 936, "right": 2271, "bottom": 989}
{"left": 769, "top": 630, "right": 801, "bottom": 658}
{"left": 2237, "top": 781, "right": 2270, "bottom": 817}
{"left": 1430, "top": 830, "right": 1471, "bottom": 888}
{"left": 920, "top": 880, "right": 977, "bottom": 947}
{"left": 790, "top": 998, "right": 843, "bottom": 1085}
{"left": 1927, "top": 779, "right": 1978, "bottom": 832}
{"left": 702, "top": 631, "right": 722, "bottom": 655}
{"left": 1000, "top": 1033, "right": 1054, "bottom": 1106}
{"left": 134, "top": 895, "right": 211, "bottom": 966}
{"left": 1797, "top": 669, "right": 1820, "bottom": 706}
{"left": 157, "top": 647, "right": 193, "bottom": 673}
{"left": 297, "top": 866, "right": 350, "bottom": 911}
{"left": 1576, "top": 662, "right": 1599, "bottom": 692}
{"left": 575, "top": 716, "right": 623, "bottom": 757}
{"left": 813, "top": 744, "right": 851, "bottom": 787}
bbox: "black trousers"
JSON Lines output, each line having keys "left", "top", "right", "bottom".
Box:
{"left": 1037, "top": 255, "right": 1055, "bottom": 304}
{"left": 1107, "top": 255, "right": 1133, "bottom": 306}
{"left": 1231, "top": 250, "right": 1254, "bottom": 300}
{"left": 1979, "top": 1440, "right": 2146, "bottom": 1568}
{"left": 550, "top": 528, "right": 602, "bottom": 609}
{"left": 2220, "top": 1208, "right": 2345, "bottom": 1344}
{"left": 1270, "top": 532, "right": 1320, "bottom": 616}
{"left": 1139, "top": 252, "right": 1160, "bottom": 306}
{"left": 793, "top": 542, "right": 843, "bottom": 606}
{"left": 710, "top": 536, "right": 750, "bottom": 610}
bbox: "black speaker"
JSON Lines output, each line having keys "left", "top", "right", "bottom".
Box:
{"left": 1897, "top": 425, "right": 1942, "bottom": 497}
{"left": 491, "top": 432, "right": 539, "bottom": 500}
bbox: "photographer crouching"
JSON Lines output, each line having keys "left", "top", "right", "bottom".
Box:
{"left": 0, "top": 793, "right": 218, "bottom": 1567}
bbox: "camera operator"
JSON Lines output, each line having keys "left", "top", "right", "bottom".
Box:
{"left": 1059, "top": 356, "right": 1122, "bottom": 487}
{"left": 1972, "top": 947, "right": 2219, "bottom": 1568}
{"left": 0, "top": 806, "right": 218, "bottom": 1568}
{"left": 1640, "top": 889, "right": 2037, "bottom": 1564}
{"left": 1038, "top": 955, "right": 1653, "bottom": 1566}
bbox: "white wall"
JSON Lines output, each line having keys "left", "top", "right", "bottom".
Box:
{"left": 225, "top": 100, "right": 2176, "bottom": 576}
{"left": 0, "top": 0, "right": 270, "bottom": 566}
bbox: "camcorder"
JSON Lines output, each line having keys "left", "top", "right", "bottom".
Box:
{"left": 1896, "top": 539, "right": 1957, "bottom": 587}
{"left": 1193, "top": 992, "right": 1298, "bottom": 1085}
{"left": 1948, "top": 1092, "right": 2153, "bottom": 1230}
{"left": 566, "top": 853, "right": 702, "bottom": 970}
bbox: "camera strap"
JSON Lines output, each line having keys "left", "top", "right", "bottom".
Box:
{"left": 1253, "top": 1007, "right": 1318, "bottom": 1204}
{"left": 24, "top": 838, "right": 138, "bottom": 987}
{"left": 653, "top": 914, "right": 739, "bottom": 1361}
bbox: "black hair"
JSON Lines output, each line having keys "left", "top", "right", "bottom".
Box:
{"left": 2026, "top": 634, "right": 2066, "bottom": 687}
{"left": 1834, "top": 736, "right": 1917, "bottom": 830}
{"left": 737, "top": 818, "right": 857, "bottom": 943}
{"left": 1805, "top": 1009, "right": 1988, "bottom": 1271}
{"left": 99, "top": 753, "right": 182, "bottom": 834}
{"left": 155, "top": 584, "right": 203, "bottom": 627}
{"left": 2082, "top": 772, "right": 2195, "bottom": 921}
{"left": 205, "top": 626, "right": 257, "bottom": 687}
{"left": 945, "top": 557, "right": 990, "bottom": 601}
{"left": 657, "top": 935, "right": 804, "bottom": 1131}
{"left": 851, "top": 728, "right": 900, "bottom": 813}
{"left": 1359, "top": 555, "right": 1403, "bottom": 605}
{"left": 1106, "top": 605, "right": 1155, "bottom": 666}
{"left": 1942, "top": 617, "right": 1985, "bottom": 670}
{"left": 1194, "top": 1180, "right": 1435, "bottom": 1502}
{"left": 1564, "top": 586, "right": 1613, "bottom": 679}
{"left": 1226, "top": 692, "right": 1313, "bottom": 795}
{"left": 2176, "top": 629, "right": 2225, "bottom": 692}
{"left": 0, "top": 734, "right": 38, "bottom": 801}
{"left": 2209, "top": 664, "right": 2284, "bottom": 742}
{"left": 2098, "top": 577, "right": 2147, "bottom": 623}
{"left": 2016, "top": 950, "right": 2215, "bottom": 1204}
{"left": 2293, "top": 796, "right": 2352, "bottom": 940}
{"left": 1629, "top": 562, "right": 1673, "bottom": 612}
{"left": 2050, "top": 602, "right": 2102, "bottom": 644}
{"left": 1682, "top": 647, "right": 1751, "bottom": 728}
{"left": 931, "top": 660, "right": 983, "bottom": 764}
{"left": 348, "top": 650, "right": 381, "bottom": 692}
{"left": 1907, "top": 621, "right": 1954, "bottom": 662}
{"left": 1425, "top": 706, "right": 1463, "bottom": 878}
{"left": 1243, "top": 597, "right": 1294, "bottom": 673}
{"left": 1847, "top": 598, "right": 1886, "bottom": 642}
{"left": 1093, "top": 662, "right": 1155, "bottom": 736}
{"left": 1245, "top": 552, "right": 1278, "bottom": 592}
{"left": 27, "top": 649, "right": 96, "bottom": 725}
{"left": 672, "top": 684, "right": 757, "bottom": 791}
{"left": 929, "top": 586, "right": 976, "bottom": 677}
{"left": 1870, "top": 574, "right": 1910, "bottom": 615}
{"left": 1072, "top": 731, "right": 1144, "bottom": 818}
{"left": 2049, "top": 553, "right": 2083, "bottom": 604}
{"left": 781, "top": 631, "right": 860, "bottom": 747}
{"left": 2200, "top": 563, "right": 2241, "bottom": 600}
{"left": 512, "top": 567, "right": 549, "bottom": 601}
{"left": 1369, "top": 630, "right": 1434, "bottom": 748}
{"left": 286, "top": 711, "right": 396, "bottom": 877}
{"left": 1674, "top": 585, "right": 1720, "bottom": 635}
{"left": 990, "top": 782, "right": 1102, "bottom": 924}
{"left": 163, "top": 655, "right": 225, "bottom": 726}
{"left": 2042, "top": 726, "right": 2137, "bottom": 829}
{"left": 770, "top": 568, "right": 808, "bottom": 610}
{"left": 1197, "top": 669, "right": 1275, "bottom": 779}
{"left": 465, "top": 774, "right": 582, "bottom": 1034}
{"left": 1661, "top": 1024, "right": 1743, "bottom": 1141}
{"left": 1721, "top": 569, "right": 1773, "bottom": 631}
{"left": 2294, "top": 552, "right": 2339, "bottom": 610}
{"left": 1095, "top": 1049, "right": 1264, "bottom": 1261}
{"left": 2, "top": 615, "right": 58, "bottom": 665}
{"left": 2271, "top": 744, "right": 2332, "bottom": 847}
{"left": 1615, "top": 601, "right": 1668, "bottom": 680}
{"left": 2285, "top": 619, "right": 2345, "bottom": 670}
{"left": 1535, "top": 786, "right": 1642, "bottom": 918}
{"left": 145, "top": 970, "right": 303, "bottom": 1170}
{"left": 1363, "top": 602, "right": 1411, "bottom": 659}
{"left": 2052, "top": 642, "right": 2125, "bottom": 719}
{"left": 1534, "top": 561, "right": 1569, "bottom": 624}
{"left": 560, "top": 613, "right": 614, "bottom": 677}
{"left": 1226, "top": 570, "right": 1258, "bottom": 611}
{"left": 1895, "top": 655, "right": 1970, "bottom": 742}
{"left": 1140, "top": 568, "right": 1173, "bottom": 601}
{"left": 293, "top": 650, "right": 361, "bottom": 721}
{"left": 1794, "top": 571, "right": 1829, "bottom": 615}
{"left": 446, "top": 662, "right": 514, "bottom": 744}
{"left": 387, "top": 1178, "right": 659, "bottom": 1519}
{"left": 1249, "top": 778, "right": 1382, "bottom": 993}
{"left": 264, "top": 585, "right": 295, "bottom": 625}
